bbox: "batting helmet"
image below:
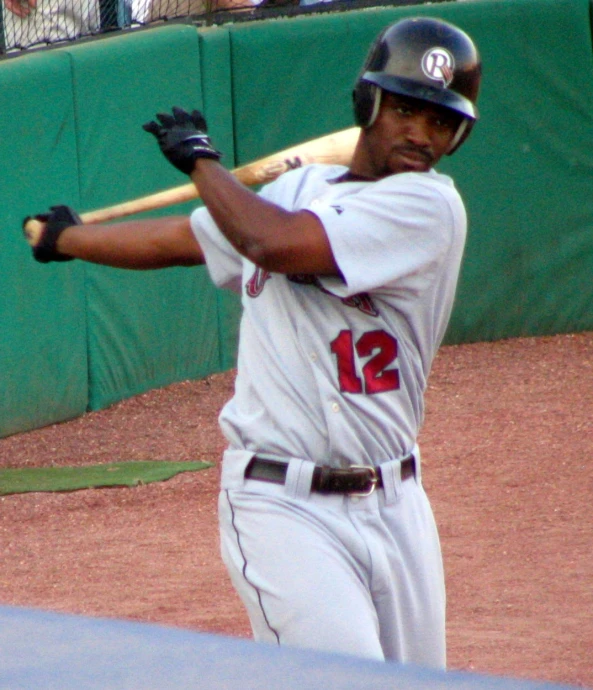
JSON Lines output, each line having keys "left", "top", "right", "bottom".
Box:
{"left": 353, "top": 17, "right": 482, "bottom": 154}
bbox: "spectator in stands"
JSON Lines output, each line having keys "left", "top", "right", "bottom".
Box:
{"left": 131, "top": 0, "right": 261, "bottom": 23}
{"left": 1, "top": 0, "right": 101, "bottom": 50}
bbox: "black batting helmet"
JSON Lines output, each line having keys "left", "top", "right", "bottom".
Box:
{"left": 353, "top": 17, "right": 482, "bottom": 154}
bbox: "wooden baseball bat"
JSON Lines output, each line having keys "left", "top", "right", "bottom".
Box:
{"left": 23, "top": 126, "right": 360, "bottom": 246}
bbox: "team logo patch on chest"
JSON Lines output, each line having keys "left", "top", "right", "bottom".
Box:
{"left": 287, "top": 275, "right": 379, "bottom": 316}
{"left": 245, "top": 267, "right": 272, "bottom": 297}
{"left": 245, "top": 267, "right": 379, "bottom": 316}
{"left": 341, "top": 293, "right": 379, "bottom": 317}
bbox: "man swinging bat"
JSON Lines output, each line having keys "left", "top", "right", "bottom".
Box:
{"left": 23, "top": 17, "right": 481, "bottom": 667}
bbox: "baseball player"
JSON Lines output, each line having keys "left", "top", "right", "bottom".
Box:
{"left": 24, "top": 17, "right": 481, "bottom": 668}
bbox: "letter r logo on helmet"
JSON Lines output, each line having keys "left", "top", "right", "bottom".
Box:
{"left": 422, "top": 48, "right": 455, "bottom": 87}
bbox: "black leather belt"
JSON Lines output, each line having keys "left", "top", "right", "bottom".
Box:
{"left": 244, "top": 455, "right": 415, "bottom": 496}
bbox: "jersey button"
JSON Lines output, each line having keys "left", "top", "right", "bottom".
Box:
{"left": 331, "top": 402, "right": 340, "bottom": 413}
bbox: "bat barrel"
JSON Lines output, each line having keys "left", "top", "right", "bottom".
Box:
{"left": 25, "top": 127, "right": 360, "bottom": 230}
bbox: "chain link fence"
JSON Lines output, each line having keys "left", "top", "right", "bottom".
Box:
{"left": 0, "top": 0, "right": 447, "bottom": 55}
{"left": 0, "top": 0, "right": 250, "bottom": 53}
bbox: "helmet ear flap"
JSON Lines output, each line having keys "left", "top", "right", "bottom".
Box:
{"left": 353, "top": 81, "right": 382, "bottom": 128}
{"left": 446, "top": 118, "right": 474, "bottom": 155}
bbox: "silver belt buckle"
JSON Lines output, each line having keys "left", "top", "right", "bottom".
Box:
{"left": 350, "top": 465, "right": 379, "bottom": 497}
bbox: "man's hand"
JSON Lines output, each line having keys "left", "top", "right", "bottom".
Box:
{"left": 22, "top": 205, "right": 82, "bottom": 263}
{"left": 4, "top": 0, "right": 36, "bottom": 18}
{"left": 143, "top": 107, "right": 222, "bottom": 175}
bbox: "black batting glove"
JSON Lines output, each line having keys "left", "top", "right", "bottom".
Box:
{"left": 142, "top": 106, "right": 222, "bottom": 175}
{"left": 22, "top": 205, "right": 81, "bottom": 263}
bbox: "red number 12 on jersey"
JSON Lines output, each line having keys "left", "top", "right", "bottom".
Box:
{"left": 330, "top": 329, "right": 400, "bottom": 394}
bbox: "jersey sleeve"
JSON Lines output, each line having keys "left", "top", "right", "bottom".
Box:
{"left": 186, "top": 171, "right": 311, "bottom": 293}
{"left": 313, "top": 174, "right": 466, "bottom": 298}
{"left": 189, "top": 206, "right": 243, "bottom": 294}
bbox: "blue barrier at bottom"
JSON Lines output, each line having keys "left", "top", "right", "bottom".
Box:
{"left": 0, "top": 605, "right": 578, "bottom": 690}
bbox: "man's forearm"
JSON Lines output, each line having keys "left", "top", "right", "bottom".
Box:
{"left": 190, "top": 160, "right": 292, "bottom": 263}
{"left": 190, "top": 159, "right": 336, "bottom": 275}
{"left": 57, "top": 217, "right": 203, "bottom": 269}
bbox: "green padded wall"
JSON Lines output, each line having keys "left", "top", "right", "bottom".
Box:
{"left": 199, "top": 26, "right": 242, "bottom": 372}
{"left": 419, "top": 0, "right": 593, "bottom": 342}
{"left": 0, "top": 52, "right": 87, "bottom": 438}
{"left": 229, "top": 14, "right": 361, "bottom": 163}
{"left": 64, "top": 26, "right": 232, "bottom": 410}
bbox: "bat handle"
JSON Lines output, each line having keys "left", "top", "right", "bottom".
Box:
{"left": 23, "top": 218, "right": 45, "bottom": 247}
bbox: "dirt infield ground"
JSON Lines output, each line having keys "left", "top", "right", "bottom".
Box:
{"left": 1, "top": 332, "right": 592, "bottom": 688}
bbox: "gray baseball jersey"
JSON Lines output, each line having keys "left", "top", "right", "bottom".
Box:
{"left": 191, "top": 163, "right": 466, "bottom": 467}
{"left": 190, "top": 163, "right": 466, "bottom": 666}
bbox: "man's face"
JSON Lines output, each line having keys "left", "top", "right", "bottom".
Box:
{"left": 361, "top": 92, "right": 464, "bottom": 178}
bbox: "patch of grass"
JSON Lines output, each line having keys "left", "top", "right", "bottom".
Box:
{"left": 0, "top": 460, "right": 213, "bottom": 495}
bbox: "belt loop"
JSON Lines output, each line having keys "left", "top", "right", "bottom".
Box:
{"left": 412, "top": 445, "right": 422, "bottom": 485}
{"left": 380, "top": 460, "right": 400, "bottom": 505}
{"left": 380, "top": 453, "right": 417, "bottom": 505}
{"left": 222, "top": 449, "right": 257, "bottom": 490}
{"left": 284, "top": 458, "right": 315, "bottom": 499}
